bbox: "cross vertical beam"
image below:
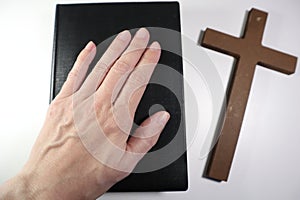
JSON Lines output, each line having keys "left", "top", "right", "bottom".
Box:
{"left": 201, "top": 8, "right": 297, "bottom": 181}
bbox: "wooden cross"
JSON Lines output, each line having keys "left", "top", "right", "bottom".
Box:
{"left": 201, "top": 8, "right": 297, "bottom": 181}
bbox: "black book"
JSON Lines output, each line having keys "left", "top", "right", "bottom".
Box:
{"left": 51, "top": 2, "right": 187, "bottom": 192}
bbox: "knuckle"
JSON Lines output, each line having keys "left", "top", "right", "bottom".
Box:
{"left": 96, "top": 110, "right": 122, "bottom": 135}
{"left": 112, "top": 60, "right": 132, "bottom": 74}
{"left": 143, "top": 137, "right": 157, "bottom": 148}
{"left": 124, "top": 45, "right": 144, "bottom": 56}
{"left": 128, "top": 71, "right": 147, "bottom": 86}
{"left": 93, "top": 62, "right": 108, "bottom": 74}
{"left": 67, "top": 69, "right": 79, "bottom": 79}
{"left": 47, "top": 100, "right": 73, "bottom": 120}
{"left": 94, "top": 96, "right": 109, "bottom": 113}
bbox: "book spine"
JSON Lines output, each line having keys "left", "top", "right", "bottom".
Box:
{"left": 49, "top": 5, "right": 60, "bottom": 103}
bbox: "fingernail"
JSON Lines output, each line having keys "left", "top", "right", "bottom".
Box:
{"left": 118, "top": 30, "right": 131, "bottom": 41}
{"left": 135, "top": 28, "right": 149, "bottom": 39}
{"left": 85, "top": 41, "right": 95, "bottom": 51}
{"left": 157, "top": 111, "right": 170, "bottom": 125}
{"left": 149, "top": 41, "right": 160, "bottom": 51}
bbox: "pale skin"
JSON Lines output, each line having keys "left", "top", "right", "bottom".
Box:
{"left": 0, "top": 28, "right": 170, "bottom": 199}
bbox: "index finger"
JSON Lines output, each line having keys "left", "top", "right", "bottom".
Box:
{"left": 77, "top": 30, "right": 132, "bottom": 100}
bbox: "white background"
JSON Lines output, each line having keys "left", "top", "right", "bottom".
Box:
{"left": 0, "top": 0, "right": 300, "bottom": 199}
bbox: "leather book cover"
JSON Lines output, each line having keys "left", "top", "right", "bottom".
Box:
{"left": 51, "top": 2, "right": 188, "bottom": 192}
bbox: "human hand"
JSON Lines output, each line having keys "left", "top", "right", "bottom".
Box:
{"left": 0, "top": 28, "right": 170, "bottom": 199}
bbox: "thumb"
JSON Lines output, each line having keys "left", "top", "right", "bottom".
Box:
{"left": 121, "top": 111, "right": 170, "bottom": 171}
{"left": 127, "top": 111, "right": 170, "bottom": 153}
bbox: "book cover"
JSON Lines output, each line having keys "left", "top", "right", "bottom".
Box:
{"left": 51, "top": 2, "right": 188, "bottom": 192}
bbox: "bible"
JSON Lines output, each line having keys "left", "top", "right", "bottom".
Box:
{"left": 51, "top": 2, "right": 188, "bottom": 191}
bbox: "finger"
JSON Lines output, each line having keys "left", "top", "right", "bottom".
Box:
{"left": 56, "top": 41, "right": 96, "bottom": 99}
{"left": 97, "top": 28, "right": 150, "bottom": 103}
{"left": 113, "top": 41, "right": 161, "bottom": 120}
{"left": 78, "top": 30, "right": 131, "bottom": 99}
{"left": 120, "top": 111, "right": 170, "bottom": 171}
